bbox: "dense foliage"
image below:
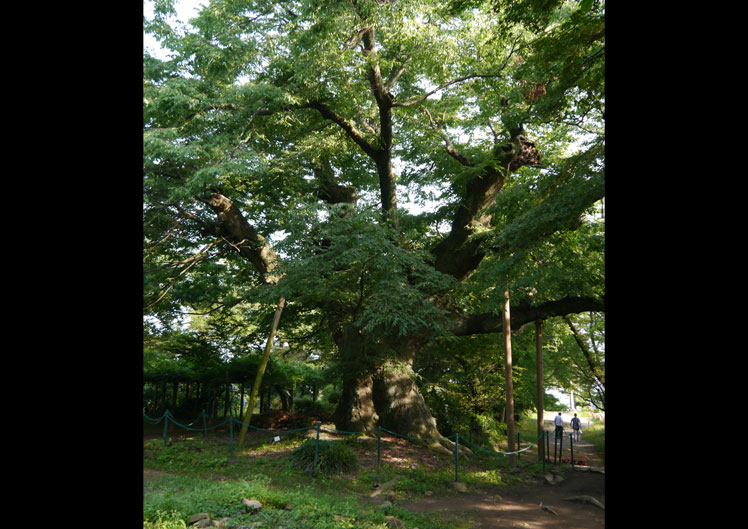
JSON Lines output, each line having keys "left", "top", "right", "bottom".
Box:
{"left": 144, "top": 0, "right": 605, "bottom": 442}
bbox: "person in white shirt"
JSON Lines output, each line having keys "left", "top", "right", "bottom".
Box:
{"left": 554, "top": 412, "right": 564, "bottom": 439}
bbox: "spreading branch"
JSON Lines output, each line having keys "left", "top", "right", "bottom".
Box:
{"left": 452, "top": 296, "right": 605, "bottom": 336}
{"left": 201, "top": 193, "right": 281, "bottom": 284}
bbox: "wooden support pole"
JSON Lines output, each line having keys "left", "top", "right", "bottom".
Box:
{"left": 536, "top": 319, "right": 544, "bottom": 462}
{"left": 503, "top": 289, "right": 516, "bottom": 468}
{"left": 237, "top": 298, "right": 286, "bottom": 449}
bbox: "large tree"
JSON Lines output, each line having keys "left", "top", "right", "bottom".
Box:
{"left": 144, "top": 0, "right": 605, "bottom": 448}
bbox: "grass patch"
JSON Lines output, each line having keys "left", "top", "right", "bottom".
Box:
{"left": 581, "top": 421, "right": 605, "bottom": 457}
{"left": 143, "top": 471, "right": 470, "bottom": 529}
{"left": 143, "top": 430, "right": 550, "bottom": 529}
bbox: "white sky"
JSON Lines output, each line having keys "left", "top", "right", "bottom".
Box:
{"left": 144, "top": 0, "right": 205, "bottom": 59}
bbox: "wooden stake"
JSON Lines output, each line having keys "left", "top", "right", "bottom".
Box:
{"left": 237, "top": 297, "right": 286, "bottom": 449}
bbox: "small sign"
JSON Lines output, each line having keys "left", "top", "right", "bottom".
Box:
{"left": 273, "top": 436, "right": 281, "bottom": 443}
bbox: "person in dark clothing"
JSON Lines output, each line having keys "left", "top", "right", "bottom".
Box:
{"left": 571, "top": 413, "right": 582, "bottom": 441}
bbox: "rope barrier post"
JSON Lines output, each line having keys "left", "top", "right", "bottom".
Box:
{"left": 559, "top": 430, "right": 563, "bottom": 463}
{"left": 455, "top": 433, "right": 459, "bottom": 482}
{"left": 229, "top": 418, "right": 234, "bottom": 458}
{"left": 202, "top": 409, "right": 208, "bottom": 440}
{"left": 376, "top": 426, "right": 381, "bottom": 478}
{"left": 546, "top": 429, "right": 550, "bottom": 464}
{"left": 537, "top": 429, "right": 544, "bottom": 463}
{"left": 517, "top": 433, "right": 521, "bottom": 463}
{"left": 313, "top": 423, "right": 321, "bottom": 476}
{"left": 569, "top": 432, "right": 574, "bottom": 468}
{"left": 542, "top": 432, "right": 546, "bottom": 474}
{"left": 553, "top": 430, "right": 557, "bottom": 464}
{"left": 163, "top": 411, "right": 169, "bottom": 447}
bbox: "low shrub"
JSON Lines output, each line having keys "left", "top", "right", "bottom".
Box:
{"left": 289, "top": 439, "right": 360, "bottom": 475}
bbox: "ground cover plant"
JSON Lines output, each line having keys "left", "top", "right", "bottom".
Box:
{"left": 144, "top": 438, "right": 479, "bottom": 528}
{"left": 142, "top": 425, "right": 559, "bottom": 528}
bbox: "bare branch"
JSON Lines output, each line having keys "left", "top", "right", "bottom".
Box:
{"left": 305, "top": 101, "right": 379, "bottom": 157}
{"left": 423, "top": 108, "right": 474, "bottom": 167}
{"left": 385, "top": 55, "right": 412, "bottom": 90}
{"left": 393, "top": 74, "right": 501, "bottom": 107}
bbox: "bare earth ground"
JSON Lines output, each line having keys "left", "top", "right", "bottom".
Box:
{"left": 144, "top": 419, "right": 604, "bottom": 529}
{"left": 398, "top": 434, "right": 604, "bottom": 529}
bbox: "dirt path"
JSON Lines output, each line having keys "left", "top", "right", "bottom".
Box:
{"left": 400, "top": 432, "right": 604, "bottom": 529}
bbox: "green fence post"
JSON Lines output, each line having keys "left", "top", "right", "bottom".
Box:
{"left": 313, "top": 423, "right": 321, "bottom": 476}
{"left": 455, "top": 433, "right": 460, "bottom": 482}
{"left": 517, "top": 433, "right": 521, "bottom": 462}
{"left": 376, "top": 426, "right": 382, "bottom": 477}
{"left": 546, "top": 430, "right": 550, "bottom": 464}
{"left": 229, "top": 418, "right": 234, "bottom": 458}
{"left": 202, "top": 409, "right": 208, "bottom": 439}
{"left": 569, "top": 432, "right": 574, "bottom": 468}
{"left": 553, "top": 431, "right": 557, "bottom": 464}
{"left": 542, "top": 432, "right": 546, "bottom": 474}
{"left": 163, "top": 411, "right": 169, "bottom": 447}
{"left": 559, "top": 430, "right": 563, "bottom": 463}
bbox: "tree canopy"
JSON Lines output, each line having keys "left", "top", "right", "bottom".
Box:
{"left": 144, "top": 0, "right": 605, "bottom": 440}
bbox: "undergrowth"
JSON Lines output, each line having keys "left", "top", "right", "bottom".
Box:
{"left": 143, "top": 431, "right": 557, "bottom": 529}
{"left": 289, "top": 439, "right": 360, "bottom": 475}
{"left": 143, "top": 472, "right": 471, "bottom": 529}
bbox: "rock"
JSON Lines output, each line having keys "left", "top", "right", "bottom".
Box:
{"left": 451, "top": 481, "right": 467, "bottom": 493}
{"left": 379, "top": 500, "right": 393, "bottom": 508}
{"left": 189, "top": 514, "right": 210, "bottom": 525}
{"left": 544, "top": 473, "right": 565, "bottom": 485}
{"left": 242, "top": 498, "right": 262, "bottom": 512}
{"left": 563, "top": 495, "right": 605, "bottom": 510}
{"left": 195, "top": 520, "right": 212, "bottom": 529}
{"left": 540, "top": 503, "right": 558, "bottom": 516}
{"left": 424, "top": 490, "right": 434, "bottom": 497}
{"left": 383, "top": 515, "right": 405, "bottom": 529}
{"left": 370, "top": 477, "right": 398, "bottom": 498}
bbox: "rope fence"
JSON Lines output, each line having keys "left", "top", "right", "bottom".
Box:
{"left": 144, "top": 409, "right": 585, "bottom": 479}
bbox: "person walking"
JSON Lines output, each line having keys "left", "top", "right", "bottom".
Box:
{"left": 554, "top": 412, "right": 564, "bottom": 439}
{"left": 571, "top": 413, "right": 582, "bottom": 441}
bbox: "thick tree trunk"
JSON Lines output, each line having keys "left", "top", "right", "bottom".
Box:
{"left": 332, "top": 374, "right": 379, "bottom": 432}
{"left": 331, "top": 326, "right": 453, "bottom": 453}
{"left": 372, "top": 363, "right": 441, "bottom": 440}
